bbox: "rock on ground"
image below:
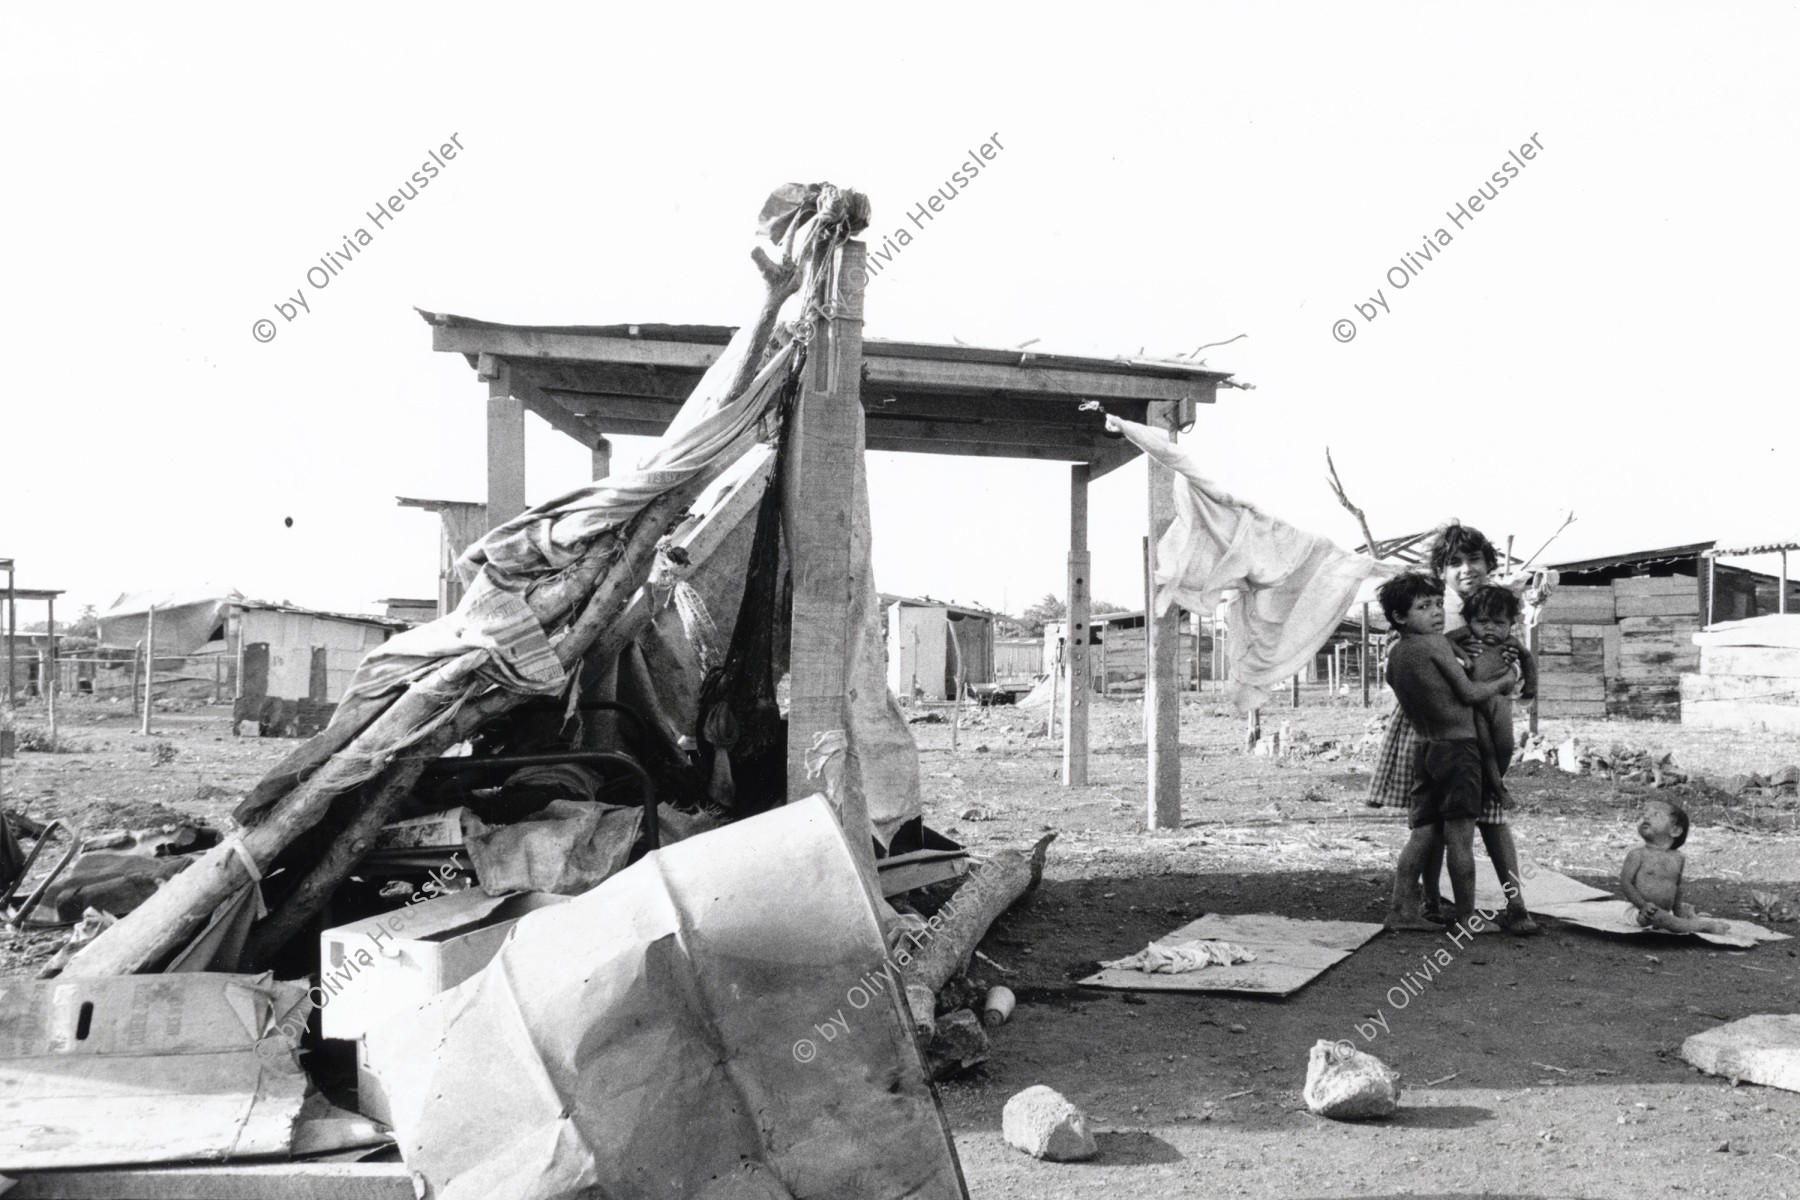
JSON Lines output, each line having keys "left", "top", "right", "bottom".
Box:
{"left": 1682, "top": 1014, "right": 1800, "bottom": 1092}
{"left": 924, "top": 1008, "right": 989, "bottom": 1080}
{"left": 1002, "top": 1084, "right": 1097, "bottom": 1161}
{"left": 1303, "top": 1039, "right": 1402, "bottom": 1120}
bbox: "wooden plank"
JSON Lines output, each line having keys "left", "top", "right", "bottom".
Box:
{"left": 1145, "top": 402, "right": 1181, "bottom": 830}
{"left": 5, "top": 1164, "right": 412, "bottom": 1199}
{"left": 1603, "top": 625, "right": 1621, "bottom": 678}
{"left": 783, "top": 241, "right": 877, "bottom": 891}
{"left": 1542, "top": 587, "right": 1615, "bottom": 620}
{"left": 1539, "top": 625, "right": 1573, "bottom": 653}
{"left": 1064, "top": 464, "right": 1091, "bottom": 787}
{"left": 866, "top": 355, "right": 1218, "bottom": 407}
{"left": 437, "top": 323, "right": 1221, "bottom": 404}
{"left": 1537, "top": 675, "right": 1605, "bottom": 700}
{"left": 1613, "top": 575, "right": 1700, "bottom": 597}
{"left": 1700, "top": 644, "right": 1800, "bottom": 678}
{"left": 1615, "top": 592, "right": 1702, "bottom": 619}
{"left": 485, "top": 368, "right": 527, "bottom": 528}
{"left": 1618, "top": 614, "right": 1702, "bottom": 640}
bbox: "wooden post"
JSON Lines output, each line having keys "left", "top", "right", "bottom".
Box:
{"left": 1064, "top": 463, "right": 1091, "bottom": 786}
{"left": 3, "top": 560, "right": 14, "bottom": 708}
{"left": 1706, "top": 555, "right": 1717, "bottom": 626}
{"left": 1782, "top": 551, "right": 1789, "bottom": 615}
{"left": 783, "top": 239, "right": 878, "bottom": 890}
{"left": 1145, "top": 401, "right": 1181, "bottom": 829}
{"left": 1292, "top": 673, "right": 1301, "bottom": 708}
{"left": 140, "top": 605, "right": 155, "bottom": 736}
{"left": 130, "top": 642, "right": 140, "bottom": 716}
{"left": 592, "top": 435, "right": 613, "bottom": 482}
{"left": 1527, "top": 616, "right": 1541, "bottom": 736}
{"left": 1360, "top": 603, "right": 1371, "bottom": 707}
{"left": 1047, "top": 637, "right": 1059, "bottom": 739}
{"left": 45, "top": 596, "right": 55, "bottom": 740}
{"left": 484, "top": 362, "right": 528, "bottom": 530}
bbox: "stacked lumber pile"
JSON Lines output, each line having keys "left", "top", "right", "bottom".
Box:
{"left": 1536, "top": 576, "right": 1701, "bottom": 720}
{"left": 1681, "top": 615, "right": 1800, "bottom": 734}
{"left": 1535, "top": 585, "right": 1615, "bottom": 718}
{"left": 1612, "top": 576, "right": 1703, "bottom": 718}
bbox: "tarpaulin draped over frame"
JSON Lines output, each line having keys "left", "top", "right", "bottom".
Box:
{"left": 363, "top": 797, "right": 966, "bottom": 1200}
{"left": 1113, "top": 417, "right": 1401, "bottom": 712}
{"left": 235, "top": 341, "right": 796, "bottom": 825}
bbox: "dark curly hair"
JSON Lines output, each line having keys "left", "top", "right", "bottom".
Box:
{"left": 1377, "top": 572, "right": 1442, "bottom": 629}
{"left": 1429, "top": 522, "right": 1498, "bottom": 575}
{"left": 1462, "top": 583, "right": 1520, "bottom": 625}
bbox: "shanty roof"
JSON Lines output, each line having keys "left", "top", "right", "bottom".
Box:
{"left": 1549, "top": 542, "right": 1716, "bottom": 574}
{"left": 880, "top": 593, "right": 1005, "bottom": 620}
{"left": 421, "top": 312, "right": 1238, "bottom": 478}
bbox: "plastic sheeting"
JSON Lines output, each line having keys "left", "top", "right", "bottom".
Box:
{"left": 363, "top": 797, "right": 966, "bottom": 1200}
{"left": 1113, "top": 417, "right": 1401, "bottom": 711}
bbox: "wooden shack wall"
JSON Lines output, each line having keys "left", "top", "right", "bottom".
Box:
{"left": 1536, "top": 577, "right": 1700, "bottom": 720}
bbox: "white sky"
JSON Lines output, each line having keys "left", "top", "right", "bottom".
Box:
{"left": 4, "top": 3, "right": 1797, "bottom": 622}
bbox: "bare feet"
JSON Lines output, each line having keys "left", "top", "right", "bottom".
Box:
{"left": 1385, "top": 909, "right": 1444, "bottom": 932}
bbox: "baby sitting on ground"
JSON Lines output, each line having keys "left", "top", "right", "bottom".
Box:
{"left": 1618, "top": 799, "right": 1731, "bottom": 934}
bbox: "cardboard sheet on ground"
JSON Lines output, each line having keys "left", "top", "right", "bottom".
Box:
{"left": 1079, "top": 913, "right": 1385, "bottom": 995}
{"left": 0, "top": 973, "right": 311, "bottom": 1171}
{"left": 1434, "top": 856, "right": 1613, "bottom": 912}
{"left": 1532, "top": 897, "right": 1792, "bottom": 948}
{"left": 363, "top": 796, "right": 966, "bottom": 1200}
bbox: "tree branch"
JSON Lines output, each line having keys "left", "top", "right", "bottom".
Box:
{"left": 1325, "top": 448, "right": 1379, "bottom": 556}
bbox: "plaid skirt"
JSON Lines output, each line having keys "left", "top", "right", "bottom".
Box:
{"left": 1365, "top": 711, "right": 1419, "bottom": 808}
{"left": 1368, "top": 709, "right": 1509, "bottom": 823}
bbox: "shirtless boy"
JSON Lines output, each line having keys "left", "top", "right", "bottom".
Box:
{"left": 1619, "top": 800, "right": 1730, "bottom": 934}
{"left": 1379, "top": 572, "right": 1518, "bottom": 930}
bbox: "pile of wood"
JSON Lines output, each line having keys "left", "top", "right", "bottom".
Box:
{"left": 1536, "top": 576, "right": 1701, "bottom": 720}
{"left": 1681, "top": 627, "right": 1800, "bottom": 735}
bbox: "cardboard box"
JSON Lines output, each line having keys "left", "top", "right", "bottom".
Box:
{"left": 0, "top": 973, "right": 311, "bottom": 1171}
{"left": 318, "top": 888, "right": 569, "bottom": 1041}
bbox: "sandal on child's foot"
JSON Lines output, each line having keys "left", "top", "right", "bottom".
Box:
{"left": 1497, "top": 908, "right": 1541, "bottom": 936}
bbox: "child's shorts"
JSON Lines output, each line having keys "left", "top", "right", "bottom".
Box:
{"left": 1407, "top": 739, "right": 1483, "bottom": 829}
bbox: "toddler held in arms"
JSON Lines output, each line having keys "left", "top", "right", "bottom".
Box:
{"left": 1618, "top": 800, "right": 1730, "bottom": 934}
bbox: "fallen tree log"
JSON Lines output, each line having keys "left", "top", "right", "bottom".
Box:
{"left": 900, "top": 833, "right": 1054, "bottom": 995}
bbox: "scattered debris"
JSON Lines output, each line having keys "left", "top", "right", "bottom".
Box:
{"left": 1002, "top": 1085, "right": 1098, "bottom": 1162}
{"left": 1303, "top": 1039, "right": 1402, "bottom": 1120}
{"left": 925, "top": 1008, "right": 990, "bottom": 1079}
{"left": 982, "top": 985, "right": 1015, "bottom": 1027}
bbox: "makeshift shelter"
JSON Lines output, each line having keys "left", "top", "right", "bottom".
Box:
{"left": 421, "top": 284, "right": 1235, "bottom": 814}
{"left": 1, "top": 559, "right": 64, "bottom": 708}
{"left": 884, "top": 596, "right": 998, "bottom": 702}
{"left": 230, "top": 602, "right": 411, "bottom": 735}
{"left": 1535, "top": 541, "right": 1800, "bottom": 719}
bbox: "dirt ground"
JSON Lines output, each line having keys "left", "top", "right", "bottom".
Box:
{"left": 4, "top": 692, "right": 1800, "bottom": 1198}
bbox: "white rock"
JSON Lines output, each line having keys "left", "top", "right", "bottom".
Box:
{"left": 1002, "top": 1085, "right": 1097, "bottom": 1161}
{"left": 1682, "top": 1014, "right": 1800, "bottom": 1093}
{"left": 1303, "top": 1039, "right": 1401, "bottom": 1120}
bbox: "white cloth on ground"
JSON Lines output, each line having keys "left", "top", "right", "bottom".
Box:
{"left": 1100, "top": 939, "right": 1257, "bottom": 974}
